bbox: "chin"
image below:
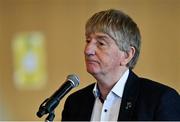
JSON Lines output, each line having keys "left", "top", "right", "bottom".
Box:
{"left": 87, "top": 69, "right": 98, "bottom": 75}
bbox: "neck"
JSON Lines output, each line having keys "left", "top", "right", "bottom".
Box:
{"left": 95, "top": 67, "right": 128, "bottom": 99}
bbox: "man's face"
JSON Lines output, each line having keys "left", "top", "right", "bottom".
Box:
{"left": 84, "top": 32, "right": 127, "bottom": 76}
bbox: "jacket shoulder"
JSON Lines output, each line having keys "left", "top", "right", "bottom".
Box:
{"left": 138, "top": 77, "right": 179, "bottom": 96}
{"left": 127, "top": 71, "right": 180, "bottom": 120}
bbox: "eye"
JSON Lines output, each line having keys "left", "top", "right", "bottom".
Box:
{"left": 98, "top": 41, "right": 105, "bottom": 46}
{"left": 86, "top": 39, "right": 91, "bottom": 43}
{"left": 96, "top": 36, "right": 108, "bottom": 47}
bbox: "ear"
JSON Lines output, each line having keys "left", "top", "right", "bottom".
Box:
{"left": 120, "top": 47, "right": 136, "bottom": 66}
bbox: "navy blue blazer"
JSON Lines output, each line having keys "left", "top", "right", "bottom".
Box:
{"left": 62, "top": 71, "right": 180, "bottom": 121}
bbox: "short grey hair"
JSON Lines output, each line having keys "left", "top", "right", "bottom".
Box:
{"left": 85, "top": 9, "right": 141, "bottom": 69}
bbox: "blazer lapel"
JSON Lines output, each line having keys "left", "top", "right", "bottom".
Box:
{"left": 118, "top": 71, "right": 140, "bottom": 120}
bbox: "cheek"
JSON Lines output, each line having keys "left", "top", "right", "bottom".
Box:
{"left": 111, "top": 56, "right": 120, "bottom": 66}
{"left": 100, "top": 53, "right": 119, "bottom": 66}
{"left": 110, "top": 52, "right": 125, "bottom": 65}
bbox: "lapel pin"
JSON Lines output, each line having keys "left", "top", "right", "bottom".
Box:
{"left": 125, "top": 102, "right": 132, "bottom": 110}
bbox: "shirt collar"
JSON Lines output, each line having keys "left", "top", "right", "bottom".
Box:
{"left": 112, "top": 69, "right": 129, "bottom": 97}
{"left": 93, "top": 83, "right": 100, "bottom": 98}
{"left": 93, "top": 69, "right": 129, "bottom": 98}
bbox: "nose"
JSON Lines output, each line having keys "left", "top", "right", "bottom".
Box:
{"left": 84, "top": 41, "right": 96, "bottom": 57}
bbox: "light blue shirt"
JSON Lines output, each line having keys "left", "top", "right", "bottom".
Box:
{"left": 91, "top": 69, "right": 129, "bottom": 121}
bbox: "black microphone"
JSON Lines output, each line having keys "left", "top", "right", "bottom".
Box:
{"left": 36, "top": 74, "right": 80, "bottom": 118}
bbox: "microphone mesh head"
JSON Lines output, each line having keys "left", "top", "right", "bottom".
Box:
{"left": 67, "top": 74, "right": 80, "bottom": 87}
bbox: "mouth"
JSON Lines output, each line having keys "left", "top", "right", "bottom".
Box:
{"left": 86, "top": 59, "right": 99, "bottom": 64}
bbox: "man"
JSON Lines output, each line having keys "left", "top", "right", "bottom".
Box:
{"left": 62, "top": 9, "right": 180, "bottom": 121}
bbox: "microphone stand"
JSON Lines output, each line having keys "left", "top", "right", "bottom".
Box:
{"left": 37, "top": 98, "right": 57, "bottom": 122}
{"left": 45, "top": 111, "right": 55, "bottom": 122}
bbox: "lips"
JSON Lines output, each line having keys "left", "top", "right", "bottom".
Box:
{"left": 86, "top": 59, "right": 99, "bottom": 64}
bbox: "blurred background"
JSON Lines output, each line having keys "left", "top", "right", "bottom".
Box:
{"left": 0, "top": 0, "right": 179, "bottom": 121}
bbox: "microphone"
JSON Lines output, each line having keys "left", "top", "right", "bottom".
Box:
{"left": 36, "top": 74, "right": 80, "bottom": 118}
